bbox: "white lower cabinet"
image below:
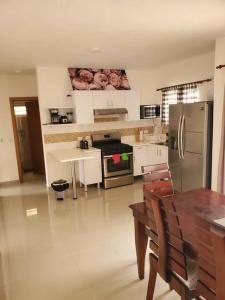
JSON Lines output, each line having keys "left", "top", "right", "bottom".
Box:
{"left": 78, "top": 150, "right": 102, "bottom": 190}
{"left": 156, "top": 145, "right": 168, "bottom": 164}
{"left": 133, "top": 144, "right": 168, "bottom": 176}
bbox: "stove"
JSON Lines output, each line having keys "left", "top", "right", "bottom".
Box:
{"left": 92, "top": 133, "right": 134, "bottom": 189}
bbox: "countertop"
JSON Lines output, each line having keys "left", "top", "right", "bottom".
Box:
{"left": 49, "top": 147, "right": 100, "bottom": 163}
{"left": 128, "top": 141, "right": 168, "bottom": 147}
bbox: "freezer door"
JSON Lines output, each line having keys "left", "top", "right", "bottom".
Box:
{"left": 183, "top": 102, "right": 206, "bottom": 133}
{"left": 182, "top": 141, "right": 204, "bottom": 192}
{"left": 168, "top": 104, "right": 183, "bottom": 192}
{"left": 181, "top": 102, "right": 207, "bottom": 191}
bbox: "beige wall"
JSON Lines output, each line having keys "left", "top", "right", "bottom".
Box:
{"left": 212, "top": 36, "right": 225, "bottom": 190}
{"left": 0, "top": 74, "right": 38, "bottom": 182}
{"left": 127, "top": 51, "right": 215, "bottom": 104}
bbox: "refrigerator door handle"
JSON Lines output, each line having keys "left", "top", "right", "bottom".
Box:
{"left": 178, "top": 115, "right": 182, "bottom": 159}
{"left": 181, "top": 115, "right": 185, "bottom": 159}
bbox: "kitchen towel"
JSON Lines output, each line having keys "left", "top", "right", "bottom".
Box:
{"left": 121, "top": 153, "right": 129, "bottom": 161}
{"left": 112, "top": 154, "right": 121, "bottom": 164}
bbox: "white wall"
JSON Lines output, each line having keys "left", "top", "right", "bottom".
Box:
{"left": 127, "top": 51, "right": 215, "bottom": 104}
{"left": 0, "top": 74, "right": 38, "bottom": 182}
{"left": 37, "top": 53, "right": 215, "bottom": 110}
{"left": 211, "top": 37, "right": 225, "bottom": 191}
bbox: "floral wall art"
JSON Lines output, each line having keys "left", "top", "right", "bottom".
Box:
{"left": 68, "top": 68, "right": 131, "bottom": 90}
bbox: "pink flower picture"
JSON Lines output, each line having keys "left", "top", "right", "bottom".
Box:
{"left": 68, "top": 68, "right": 131, "bottom": 90}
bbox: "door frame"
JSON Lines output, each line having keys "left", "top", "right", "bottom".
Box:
{"left": 9, "top": 97, "right": 39, "bottom": 183}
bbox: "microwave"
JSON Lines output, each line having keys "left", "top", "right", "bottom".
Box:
{"left": 140, "top": 105, "right": 160, "bottom": 119}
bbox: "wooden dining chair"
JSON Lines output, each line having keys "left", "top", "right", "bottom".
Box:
{"left": 195, "top": 217, "right": 225, "bottom": 300}
{"left": 141, "top": 163, "right": 174, "bottom": 195}
{"left": 142, "top": 163, "right": 174, "bottom": 232}
{"left": 145, "top": 191, "right": 198, "bottom": 300}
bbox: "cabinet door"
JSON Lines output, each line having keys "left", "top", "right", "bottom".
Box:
{"left": 133, "top": 146, "right": 145, "bottom": 176}
{"left": 156, "top": 146, "right": 168, "bottom": 164}
{"left": 82, "top": 151, "right": 102, "bottom": 185}
{"left": 92, "top": 91, "right": 109, "bottom": 109}
{"left": 74, "top": 91, "right": 94, "bottom": 124}
{"left": 110, "top": 91, "right": 126, "bottom": 108}
{"left": 125, "top": 91, "right": 140, "bottom": 120}
{"left": 144, "top": 145, "right": 158, "bottom": 166}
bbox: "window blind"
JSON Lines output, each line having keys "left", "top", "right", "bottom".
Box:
{"left": 162, "top": 83, "right": 198, "bottom": 124}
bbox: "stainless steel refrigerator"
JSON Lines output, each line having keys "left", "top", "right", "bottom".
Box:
{"left": 168, "top": 101, "right": 213, "bottom": 192}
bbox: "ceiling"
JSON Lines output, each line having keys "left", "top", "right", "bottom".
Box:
{"left": 1, "top": 0, "right": 225, "bottom": 73}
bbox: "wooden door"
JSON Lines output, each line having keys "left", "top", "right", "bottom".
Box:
{"left": 26, "top": 101, "right": 45, "bottom": 175}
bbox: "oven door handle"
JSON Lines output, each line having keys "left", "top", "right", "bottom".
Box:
{"left": 103, "top": 152, "right": 133, "bottom": 159}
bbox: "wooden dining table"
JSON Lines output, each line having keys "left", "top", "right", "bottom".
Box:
{"left": 129, "top": 187, "right": 225, "bottom": 280}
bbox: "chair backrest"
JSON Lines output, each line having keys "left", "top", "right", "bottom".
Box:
{"left": 146, "top": 191, "right": 188, "bottom": 282}
{"left": 195, "top": 217, "right": 225, "bottom": 300}
{"left": 142, "top": 163, "right": 174, "bottom": 194}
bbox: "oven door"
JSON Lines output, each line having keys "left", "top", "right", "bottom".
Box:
{"left": 103, "top": 153, "right": 133, "bottom": 177}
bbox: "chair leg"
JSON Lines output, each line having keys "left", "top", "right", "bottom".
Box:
{"left": 146, "top": 254, "right": 157, "bottom": 300}
{"left": 134, "top": 217, "right": 148, "bottom": 280}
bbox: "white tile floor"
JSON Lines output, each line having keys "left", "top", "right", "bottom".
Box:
{"left": 0, "top": 177, "right": 179, "bottom": 300}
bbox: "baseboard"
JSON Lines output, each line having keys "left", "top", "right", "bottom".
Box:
{"left": 0, "top": 180, "right": 20, "bottom": 186}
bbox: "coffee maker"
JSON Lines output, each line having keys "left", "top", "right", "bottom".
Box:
{"left": 49, "top": 109, "right": 60, "bottom": 124}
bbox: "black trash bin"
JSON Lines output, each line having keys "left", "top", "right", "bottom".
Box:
{"left": 51, "top": 179, "right": 69, "bottom": 200}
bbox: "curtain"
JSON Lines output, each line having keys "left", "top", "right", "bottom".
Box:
{"left": 217, "top": 86, "right": 225, "bottom": 193}
{"left": 179, "top": 83, "right": 198, "bottom": 103}
{"left": 162, "top": 88, "right": 178, "bottom": 125}
{"left": 161, "top": 83, "right": 198, "bottom": 124}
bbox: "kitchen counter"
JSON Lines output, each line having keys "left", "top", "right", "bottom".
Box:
{"left": 49, "top": 147, "right": 100, "bottom": 163}
{"left": 128, "top": 141, "right": 168, "bottom": 147}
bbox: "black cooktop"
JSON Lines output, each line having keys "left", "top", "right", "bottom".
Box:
{"left": 93, "top": 140, "right": 133, "bottom": 156}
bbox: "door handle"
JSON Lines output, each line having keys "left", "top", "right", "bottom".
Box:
{"left": 178, "top": 115, "right": 182, "bottom": 159}
{"left": 180, "top": 115, "right": 185, "bottom": 159}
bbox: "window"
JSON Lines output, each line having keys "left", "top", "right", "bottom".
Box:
{"left": 14, "top": 106, "right": 27, "bottom": 116}
{"left": 161, "top": 83, "right": 198, "bottom": 124}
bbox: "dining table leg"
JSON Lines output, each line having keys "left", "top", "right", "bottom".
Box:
{"left": 71, "top": 161, "right": 77, "bottom": 199}
{"left": 134, "top": 217, "right": 148, "bottom": 280}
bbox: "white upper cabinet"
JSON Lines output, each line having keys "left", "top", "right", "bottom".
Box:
{"left": 92, "top": 90, "right": 126, "bottom": 109}
{"left": 73, "top": 91, "right": 94, "bottom": 124}
{"left": 108, "top": 91, "right": 126, "bottom": 108}
{"left": 72, "top": 90, "right": 140, "bottom": 124}
{"left": 92, "top": 91, "right": 109, "bottom": 109}
{"left": 125, "top": 91, "right": 140, "bottom": 121}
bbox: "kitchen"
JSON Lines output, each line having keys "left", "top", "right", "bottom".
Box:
{"left": 41, "top": 72, "right": 168, "bottom": 194}
{"left": 38, "top": 67, "right": 213, "bottom": 199}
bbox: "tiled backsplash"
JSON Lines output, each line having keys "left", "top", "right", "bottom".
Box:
{"left": 44, "top": 126, "right": 153, "bottom": 143}
{"left": 44, "top": 127, "right": 168, "bottom": 144}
